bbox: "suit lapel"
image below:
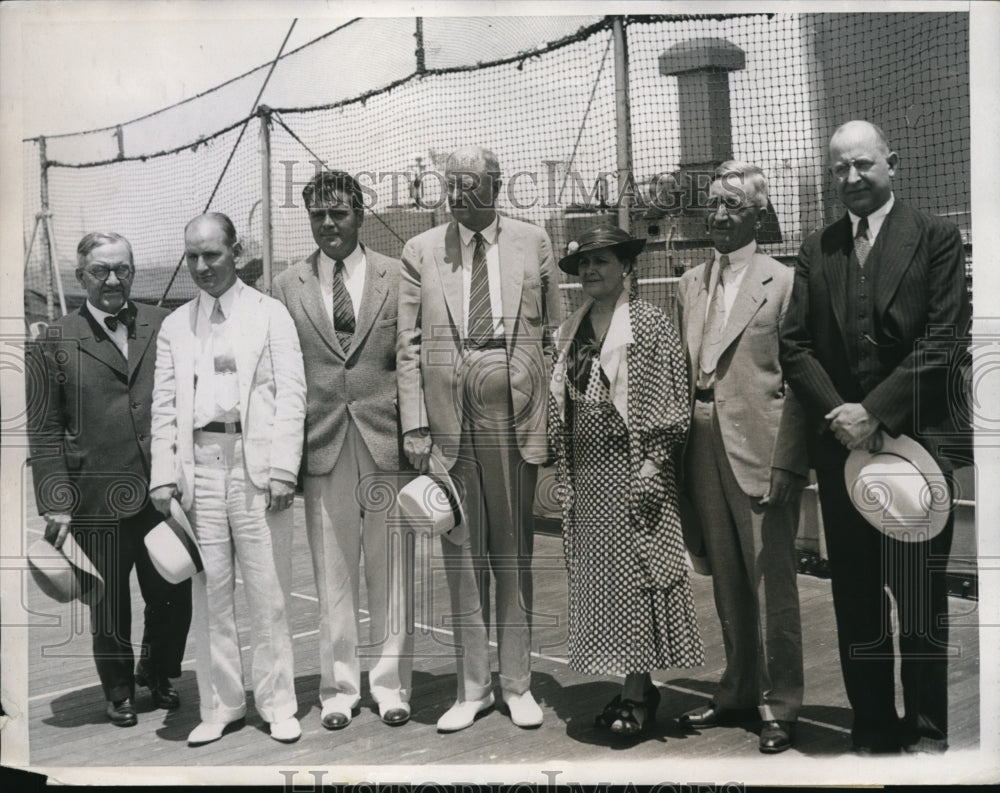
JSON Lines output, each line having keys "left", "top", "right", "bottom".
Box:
{"left": 350, "top": 247, "right": 388, "bottom": 356}
{"left": 822, "top": 214, "right": 852, "bottom": 343}
{"left": 127, "top": 304, "right": 156, "bottom": 382}
{"left": 77, "top": 306, "right": 128, "bottom": 376}
{"left": 717, "top": 253, "right": 768, "bottom": 355}
{"left": 297, "top": 251, "right": 344, "bottom": 358}
{"left": 497, "top": 217, "right": 524, "bottom": 347}
{"left": 435, "top": 223, "right": 465, "bottom": 331}
{"left": 231, "top": 286, "right": 267, "bottom": 417}
{"left": 873, "top": 203, "right": 919, "bottom": 317}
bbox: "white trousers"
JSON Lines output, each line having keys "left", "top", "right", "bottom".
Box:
{"left": 304, "top": 421, "right": 413, "bottom": 709}
{"left": 189, "top": 431, "right": 297, "bottom": 724}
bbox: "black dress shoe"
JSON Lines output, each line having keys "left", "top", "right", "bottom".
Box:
{"left": 107, "top": 697, "right": 138, "bottom": 727}
{"left": 321, "top": 711, "right": 351, "bottom": 730}
{"left": 759, "top": 720, "right": 795, "bottom": 754}
{"left": 678, "top": 701, "right": 757, "bottom": 729}
{"left": 136, "top": 664, "right": 180, "bottom": 710}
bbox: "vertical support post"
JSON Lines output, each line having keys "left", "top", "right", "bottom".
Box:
{"left": 415, "top": 18, "right": 426, "bottom": 74}
{"left": 612, "top": 17, "right": 632, "bottom": 233}
{"left": 38, "top": 137, "right": 58, "bottom": 320}
{"left": 259, "top": 106, "right": 274, "bottom": 295}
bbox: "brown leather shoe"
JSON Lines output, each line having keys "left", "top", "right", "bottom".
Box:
{"left": 759, "top": 720, "right": 795, "bottom": 754}
{"left": 106, "top": 697, "right": 137, "bottom": 727}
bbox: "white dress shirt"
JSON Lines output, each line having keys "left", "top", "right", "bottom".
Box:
{"left": 458, "top": 216, "right": 504, "bottom": 339}
{"left": 193, "top": 279, "right": 242, "bottom": 429}
{"left": 848, "top": 192, "right": 895, "bottom": 243}
{"left": 318, "top": 244, "right": 366, "bottom": 325}
{"left": 87, "top": 300, "right": 128, "bottom": 358}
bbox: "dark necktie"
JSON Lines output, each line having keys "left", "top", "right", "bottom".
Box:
{"left": 103, "top": 305, "right": 134, "bottom": 333}
{"left": 854, "top": 216, "right": 871, "bottom": 269}
{"left": 467, "top": 232, "right": 493, "bottom": 346}
{"left": 698, "top": 253, "right": 729, "bottom": 385}
{"left": 331, "top": 259, "right": 355, "bottom": 353}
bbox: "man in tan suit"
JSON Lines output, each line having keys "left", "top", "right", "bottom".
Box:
{"left": 676, "top": 162, "right": 808, "bottom": 754}
{"left": 272, "top": 170, "right": 412, "bottom": 730}
{"left": 397, "top": 146, "right": 561, "bottom": 731}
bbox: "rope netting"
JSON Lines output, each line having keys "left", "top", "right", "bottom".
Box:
{"left": 23, "top": 13, "right": 970, "bottom": 325}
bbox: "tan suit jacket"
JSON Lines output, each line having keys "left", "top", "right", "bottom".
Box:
{"left": 677, "top": 251, "right": 808, "bottom": 496}
{"left": 396, "top": 216, "right": 561, "bottom": 467}
{"left": 272, "top": 246, "right": 401, "bottom": 474}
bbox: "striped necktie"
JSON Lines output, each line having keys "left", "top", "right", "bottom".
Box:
{"left": 855, "top": 216, "right": 871, "bottom": 268}
{"left": 698, "top": 253, "right": 729, "bottom": 385}
{"left": 331, "top": 259, "right": 355, "bottom": 353}
{"left": 467, "top": 232, "right": 493, "bottom": 346}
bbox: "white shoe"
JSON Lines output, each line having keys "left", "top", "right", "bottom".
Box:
{"left": 270, "top": 716, "right": 301, "bottom": 743}
{"left": 436, "top": 693, "right": 494, "bottom": 732}
{"left": 188, "top": 718, "right": 242, "bottom": 747}
{"left": 504, "top": 690, "right": 543, "bottom": 728}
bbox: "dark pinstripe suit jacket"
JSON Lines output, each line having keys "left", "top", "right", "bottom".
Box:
{"left": 779, "top": 201, "right": 971, "bottom": 467}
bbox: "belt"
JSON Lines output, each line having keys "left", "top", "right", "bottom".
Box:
{"left": 198, "top": 420, "right": 242, "bottom": 434}
{"left": 463, "top": 337, "right": 507, "bottom": 351}
{"left": 694, "top": 388, "right": 715, "bottom": 403}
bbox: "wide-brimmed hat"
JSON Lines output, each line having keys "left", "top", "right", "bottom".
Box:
{"left": 558, "top": 224, "right": 646, "bottom": 275}
{"left": 28, "top": 531, "right": 104, "bottom": 604}
{"left": 844, "top": 434, "right": 951, "bottom": 542}
{"left": 677, "top": 491, "right": 711, "bottom": 576}
{"left": 144, "top": 499, "right": 204, "bottom": 584}
{"left": 396, "top": 450, "right": 466, "bottom": 545}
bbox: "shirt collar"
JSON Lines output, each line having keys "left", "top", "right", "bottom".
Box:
{"left": 458, "top": 215, "right": 499, "bottom": 247}
{"left": 86, "top": 299, "right": 129, "bottom": 323}
{"left": 848, "top": 192, "right": 895, "bottom": 238}
{"left": 714, "top": 238, "right": 756, "bottom": 273}
{"left": 198, "top": 278, "right": 242, "bottom": 321}
{"left": 319, "top": 242, "right": 365, "bottom": 273}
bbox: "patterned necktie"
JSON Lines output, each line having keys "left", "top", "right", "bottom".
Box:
{"left": 854, "top": 215, "right": 871, "bottom": 269}
{"left": 211, "top": 299, "right": 239, "bottom": 411}
{"left": 103, "top": 304, "right": 134, "bottom": 334}
{"left": 699, "top": 254, "right": 729, "bottom": 382}
{"left": 331, "top": 259, "right": 355, "bottom": 353}
{"left": 467, "top": 232, "right": 493, "bottom": 346}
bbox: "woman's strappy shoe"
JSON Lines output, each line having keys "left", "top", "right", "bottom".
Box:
{"left": 608, "top": 684, "right": 661, "bottom": 737}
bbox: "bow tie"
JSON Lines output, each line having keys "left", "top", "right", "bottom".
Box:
{"left": 103, "top": 305, "right": 135, "bottom": 333}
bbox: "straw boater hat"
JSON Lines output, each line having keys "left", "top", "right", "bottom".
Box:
{"left": 144, "top": 499, "right": 204, "bottom": 584}
{"left": 558, "top": 224, "right": 646, "bottom": 275}
{"left": 28, "top": 531, "right": 104, "bottom": 605}
{"left": 844, "top": 434, "right": 951, "bottom": 542}
{"left": 396, "top": 450, "right": 466, "bottom": 544}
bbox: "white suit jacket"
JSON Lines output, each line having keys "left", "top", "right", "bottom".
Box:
{"left": 149, "top": 281, "right": 306, "bottom": 511}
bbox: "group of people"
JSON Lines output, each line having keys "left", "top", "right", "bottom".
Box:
{"left": 28, "top": 120, "right": 969, "bottom": 757}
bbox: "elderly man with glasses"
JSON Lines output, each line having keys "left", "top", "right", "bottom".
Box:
{"left": 27, "top": 231, "right": 193, "bottom": 728}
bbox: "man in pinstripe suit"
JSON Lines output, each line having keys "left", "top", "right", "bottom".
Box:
{"left": 780, "top": 121, "right": 971, "bottom": 755}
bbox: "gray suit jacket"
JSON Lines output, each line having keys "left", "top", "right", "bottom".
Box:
{"left": 677, "top": 251, "right": 808, "bottom": 497}
{"left": 396, "top": 216, "right": 562, "bottom": 468}
{"left": 273, "top": 245, "right": 402, "bottom": 474}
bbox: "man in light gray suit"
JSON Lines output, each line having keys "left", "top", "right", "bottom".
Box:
{"left": 272, "top": 170, "right": 412, "bottom": 730}
{"left": 675, "top": 162, "right": 808, "bottom": 754}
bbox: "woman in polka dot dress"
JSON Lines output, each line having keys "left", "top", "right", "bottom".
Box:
{"left": 548, "top": 224, "right": 704, "bottom": 737}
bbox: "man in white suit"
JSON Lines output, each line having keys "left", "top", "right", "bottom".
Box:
{"left": 675, "top": 162, "right": 808, "bottom": 754}
{"left": 150, "top": 212, "right": 306, "bottom": 746}
{"left": 273, "top": 171, "right": 412, "bottom": 730}
{"left": 397, "top": 146, "right": 562, "bottom": 731}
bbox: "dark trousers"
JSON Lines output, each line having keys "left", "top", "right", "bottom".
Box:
{"left": 815, "top": 465, "right": 953, "bottom": 751}
{"left": 73, "top": 502, "right": 192, "bottom": 703}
